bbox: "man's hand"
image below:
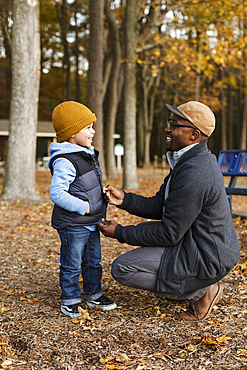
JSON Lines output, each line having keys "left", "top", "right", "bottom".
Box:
{"left": 98, "top": 219, "right": 119, "bottom": 238}
{"left": 103, "top": 185, "right": 125, "bottom": 206}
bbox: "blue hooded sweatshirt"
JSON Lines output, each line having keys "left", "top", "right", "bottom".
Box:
{"left": 48, "top": 141, "right": 105, "bottom": 230}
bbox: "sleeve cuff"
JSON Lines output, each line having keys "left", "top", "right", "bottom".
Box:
{"left": 115, "top": 224, "right": 124, "bottom": 243}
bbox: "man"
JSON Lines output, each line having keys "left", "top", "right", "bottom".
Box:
{"left": 98, "top": 101, "right": 240, "bottom": 322}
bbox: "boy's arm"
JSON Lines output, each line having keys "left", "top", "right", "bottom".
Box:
{"left": 50, "top": 158, "right": 89, "bottom": 215}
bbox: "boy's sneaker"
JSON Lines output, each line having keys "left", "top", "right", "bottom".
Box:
{"left": 86, "top": 294, "right": 116, "bottom": 311}
{"left": 61, "top": 303, "right": 85, "bottom": 318}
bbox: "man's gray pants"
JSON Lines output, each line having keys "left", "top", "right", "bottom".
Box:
{"left": 111, "top": 247, "right": 207, "bottom": 304}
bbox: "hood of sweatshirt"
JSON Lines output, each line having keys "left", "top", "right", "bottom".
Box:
{"left": 48, "top": 142, "right": 94, "bottom": 168}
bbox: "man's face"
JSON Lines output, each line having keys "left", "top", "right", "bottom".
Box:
{"left": 165, "top": 114, "right": 197, "bottom": 152}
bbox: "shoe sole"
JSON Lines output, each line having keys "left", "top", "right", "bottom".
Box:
{"left": 202, "top": 284, "right": 223, "bottom": 321}
{"left": 86, "top": 301, "right": 117, "bottom": 311}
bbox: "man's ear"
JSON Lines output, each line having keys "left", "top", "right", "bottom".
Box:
{"left": 190, "top": 130, "right": 200, "bottom": 141}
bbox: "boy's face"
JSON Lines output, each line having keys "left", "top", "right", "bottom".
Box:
{"left": 68, "top": 123, "right": 95, "bottom": 147}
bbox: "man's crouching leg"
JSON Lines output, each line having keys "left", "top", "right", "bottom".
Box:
{"left": 111, "top": 247, "right": 165, "bottom": 291}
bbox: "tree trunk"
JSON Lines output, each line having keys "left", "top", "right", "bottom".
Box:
{"left": 143, "top": 70, "right": 161, "bottom": 167}
{"left": 0, "top": 1, "right": 12, "bottom": 115}
{"left": 195, "top": 74, "right": 200, "bottom": 101}
{"left": 55, "top": 0, "right": 71, "bottom": 100}
{"left": 122, "top": 0, "right": 139, "bottom": 189}
{"left": 139, "top": 49, "right": 161, "bottom": 168}
{"left": 238, "top": 79, "right": 244, "bottom": 148}
{"left": 102, "top": 54, "right": 113, "bottom": 99}
{"left": 2, "top": 0, "right": 40, "bottom": 199}
{"left": 142, "top": 71, "right": 152, "bottom": 168}
{"left": 228, "top": 87, "right": 233, "bottom": 149}
{"left": 241, "top": 92, "right": 247, "bottom": 149}
{"left": 195, "top": 31, "right": 201, "bottom": 101}
{"left": 221, "top": 98, "right": 227, "bottom": 150}
{"left": 104, "top": 0, "right": 122, "bottom": 179}
{"left": 137, "top": 68, "right": 144, "bottom": 167}
{"left": 74, "top": 2, "right": 81, "bottom": 102}
{"left": 221, "top": 68, "right": 227, "bottom": 150}
{"left": 87, "top": 0, "right": 106, "bottom": 179}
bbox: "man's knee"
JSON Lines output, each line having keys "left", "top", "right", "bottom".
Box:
{"left": 111, "top": 255, "right": 134, "bottom": 284}
{"left": 111, "top": 257, "right": 123, "bottom": 281}
{"left": 111, "top": 258, "right": 117, "bottom": 277}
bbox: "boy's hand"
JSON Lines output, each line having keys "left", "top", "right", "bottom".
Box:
{"left": 98, "top": 219, "right": 118, "bottom": 238}
{"left": 103, "top": 185, "right": 124, "bottom": 206}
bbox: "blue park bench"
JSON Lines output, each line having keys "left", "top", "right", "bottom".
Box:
{"left": 217, "top": 149, "right": 247, "bottom": 213}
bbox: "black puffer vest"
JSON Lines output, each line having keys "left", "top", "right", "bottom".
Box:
{"left": 49, "top": 150, "right": 106, "bottom": 229}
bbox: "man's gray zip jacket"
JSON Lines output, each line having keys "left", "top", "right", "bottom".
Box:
{"left": 115, "top": 140, "right": 240, "bottom": 295}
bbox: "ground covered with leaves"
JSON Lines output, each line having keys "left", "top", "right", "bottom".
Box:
{"left": 0, "top": 169, "right": 246, "bottom": 370}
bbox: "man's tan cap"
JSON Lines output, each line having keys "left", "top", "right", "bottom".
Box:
{"left": 164, "top": 101, "right": 216, "bottom": 137}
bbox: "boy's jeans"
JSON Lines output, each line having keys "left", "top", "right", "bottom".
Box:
{"left": 58, "top": 226, "right": 103, "bottom": 306}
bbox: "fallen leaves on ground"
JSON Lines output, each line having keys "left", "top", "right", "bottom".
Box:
{"left": 0, "top": 169, "right": 246, "bottom": 369}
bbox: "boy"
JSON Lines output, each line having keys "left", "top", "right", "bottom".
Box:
{"left": 48, "top": 101, "right": 116, "bottom": 318}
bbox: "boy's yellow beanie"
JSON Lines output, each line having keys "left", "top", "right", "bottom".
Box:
{"left": 52, "top": 101, "right": 96, "bottom": 142}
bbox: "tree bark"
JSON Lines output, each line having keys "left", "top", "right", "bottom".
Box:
{"left": 87, "top": 0, "right": 106, "bottom": 179}
{"left": 2, "top": 0, "right": 40, "bottom": 199}
{"left": 195, "top": 31, "right": 201, "bottom": 101}
{"left": 0, "top": 0, "right": 12, "bottom": 112}
{"left": 104, "top": 0, "right": 122, "bottom": 179}
{"left": 241, "top": 92, "right": 247, "bottom": 149}
{"left": 137, "top": 67, "right": 144, "bottom": 167}
{"left": 122, "top": 0, "right": 139, "bottom": 189}
{"left": 221, "top": 69, "right": 227, "bottom": 150}
{"left": 102, "top": 54, "right": 113, "bottom": 99}
{"left": 143, "top": 70, "right": 161, "bottom": 167}
{"left": 74, "top": 1, "right": 81, "bottom": 102}
{"left": 55, "top": 0, "right": 71, "bottom": 101}
{"left": 228, "top": 87, "right": 233, "bottom": 150}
